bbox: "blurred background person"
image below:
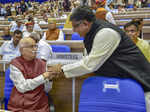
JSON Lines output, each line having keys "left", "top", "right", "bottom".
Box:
{"left": 124, "top": 21, "right": 150, "bottom": 62}
{"left": 42, "top": 18, "right": 64, "bottom": 41}
{"left": 1, "top": 27, "right": 12, "bottom": 40}
{"left": 0, "top": 30, "right": 22, "bottom": 61}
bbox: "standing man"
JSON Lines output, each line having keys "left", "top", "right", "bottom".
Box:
{"left": 50, "top": 6, "right": 150, "bottom": 108}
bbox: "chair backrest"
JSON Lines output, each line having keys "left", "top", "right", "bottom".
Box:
{"left": 57, "top": 25, "right": 64, "bottom": 29}
{"left": 127, "top": 4, "right": 134, "bottom": 8}
{"left": 4, "top": 67, "right": 14, "bottom": 110}
{"left": 51, "top": 45, "right": 71, "bottom": 52}
{"left": 79, "top": 76, "right": 146, "bottom": 112}
{"left": 71, "top": 33, "right": 84, "bottom": 40}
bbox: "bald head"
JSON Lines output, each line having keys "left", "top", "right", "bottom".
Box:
{"left": 19, "top": 37, "right": 36, "bottom": 49}
{"left": 19, "top": 37, "right": 38, "bottom": 61}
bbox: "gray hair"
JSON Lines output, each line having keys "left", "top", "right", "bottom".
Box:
{"left": 19, "top": 37, "right": 35, "bottom": 49}
{"left": 29, "top": 32, "right": 41, "bottom": 43}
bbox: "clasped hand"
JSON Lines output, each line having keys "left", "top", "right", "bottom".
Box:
{"left": 43, "top": 64, "right": 63, "bottom": 80}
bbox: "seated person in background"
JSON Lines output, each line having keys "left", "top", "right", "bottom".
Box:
{"left": 132, "top": 18, "right": 143, "bottom": 38}
{"left": 95, "top": 7, "right": 107, "bottom": 21}
{"left": 30, "top": 32, "right": 53, "bottom": 62}
{"left": 58, "top": 11, "right": 67, "bottom": 19}
{"left": 23, "top": 22, "right": 35, "bottom": 38}
{"left": 8, "top": 37, "right": 53, "bottom": 112}
{"left": 124, "top": 21, "right": 150, "bottom": 62}
{"left": 10, "top": 19, "right": 24, "bottom": 32}
{"left": 0, "top": 30, "right": 22, "bottom": 61}
{"left": 1, "top": 27, "right": 12, "bottom": 40}
{"left": 93, "top": 0, "right": 116, "bottom": 24}
{"left": 23, "top": 16, "right": 42, "bottom": 32}
{"left": 117, "top": 4, "right": 126, "bottom": 12}
{"left": 42, "top": 18, "right": 64, "bottom": 41}
{"left": 39, "top": 14, "right": 48, "bottom": 25}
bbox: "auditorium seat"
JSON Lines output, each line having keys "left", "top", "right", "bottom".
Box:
{"left": 79, "top": 76, "right": 146, "bottom": 112}
{"left": 4, "top": 68, "right": 14, "bottom": 110}
{"left": 127, "top": 4, "right": 134, "bottom": 8}
{"left": 57, "top": 25, "right": 64, "bottom": 29}
{"left": 51, "top": 45, "right": 71, "bottom": 52}
{"left": 71, "top": 33, "right": 84, "bottom": 40}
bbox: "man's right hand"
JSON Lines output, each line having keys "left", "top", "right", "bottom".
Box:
{"left": 43, "top": 72, "right": 56, "bottom": 80}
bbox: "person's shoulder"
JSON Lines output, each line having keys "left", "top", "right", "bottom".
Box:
{"left": 39, "top": 40, "right": 51, "bottom": 48}
{"left": 138, "top": 38, "right": 149, "bottom": 45}
{"left": 99, "top": 27, "right": 117, "bottom": 33}
{"left": 137, "top": 38, "right": 149, "bottom": 48}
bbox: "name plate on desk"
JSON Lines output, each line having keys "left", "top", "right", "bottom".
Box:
{"left": 52, "top": 53, "right": 83, "bottom": 60}
{"left": 48, "top": 53, "right": 83, "bottom": 65}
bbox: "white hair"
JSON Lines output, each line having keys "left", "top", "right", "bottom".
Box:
{"left": 19, "top": 37, "right": 35, "bottom": 49}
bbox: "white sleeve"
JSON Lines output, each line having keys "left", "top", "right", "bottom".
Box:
{"left": 44, "top": 79, "right": 52, "bottom": 93}
{"left": 0, "top": 43, "right": 5, "bottom": 55}
{"left": 38, "top": 42, "right": 53, "bottom": 61}
{"left": 10, "top": 64, "right": 46, "bottom": 93}
{"left": 57, "top": 30, "right": 64, "bottom": 41}
{"left": 10, "top": 26, "right": 15, "bottom": 32}
{"left": 42, "top": 32, "right": 46, "bottom": 40}
{"left": 106, "top": 12, "right": 116, "bottom": 25}
{"left": 62, "top": 28, "right": 121, "bottom": 78}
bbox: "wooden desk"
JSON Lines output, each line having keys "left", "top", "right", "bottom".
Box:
{"left": 116, "top": 19, "right": 150, "bottom": 26}
{"left": 0, "top": 61, "right": 9, "bottom": 104}
{"left": 114, "top": 14, "right": 150, "bottom": 20}
{"left": 114, "top": 10, "right": 150, "bottom": 15}
{"left": 49, "top": 73, "right": 95, "bottom": 112}
{"left": 142, "top": 26, "right": 150, "bottom": 40}
{"left": 0, "top": 25, "right": 10, "bottom": 30}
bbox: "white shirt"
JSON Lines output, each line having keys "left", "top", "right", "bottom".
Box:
{"left": 23, "top": 24, "right": 42, "bottom": 32}
{"left": 106, "top": 12, "right": 116, "bottom": 25}
{"left": 23, "top": 31, "right": 36, "bottom": 38}
{"left": 42, "top": 29, "right": 64, "bottom": 41}
{"left": 10, "top": 64, "right": 52, "bottom": 93}
{"left": 36, "top": 40, "right": 53, "bottom": 61}
{"left": 39, "top": 21, "right": 48, "bottom": 25}
{"left": 62, "top": 28, "right": 121, "bottom": 78}
{"left": 0, "top": 40, "right": 20, "bottom": 61}
{"left": 23, "top": 31, "right": 32, "bottom": 38}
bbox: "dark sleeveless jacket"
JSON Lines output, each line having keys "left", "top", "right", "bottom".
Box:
{"left": 84, "top": 19, "right": 150, "bottom": 92}
{"left": 8, "top": 56, "right": 50, "bottom": 112}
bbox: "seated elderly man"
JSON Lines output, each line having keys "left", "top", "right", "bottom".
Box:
{"left": 0, "top": 30, "right": 22, "bottom": 61}
{"left": 7, "top": 37, "right": 53, "bottom": 112}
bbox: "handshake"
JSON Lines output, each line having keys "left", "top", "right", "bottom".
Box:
{"left": 43, "top": 64, "right": 64, "bottom": 80}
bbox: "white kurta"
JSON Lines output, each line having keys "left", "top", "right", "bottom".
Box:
{"left": 62, "top": 28, "right": 121, "bottom": 78}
